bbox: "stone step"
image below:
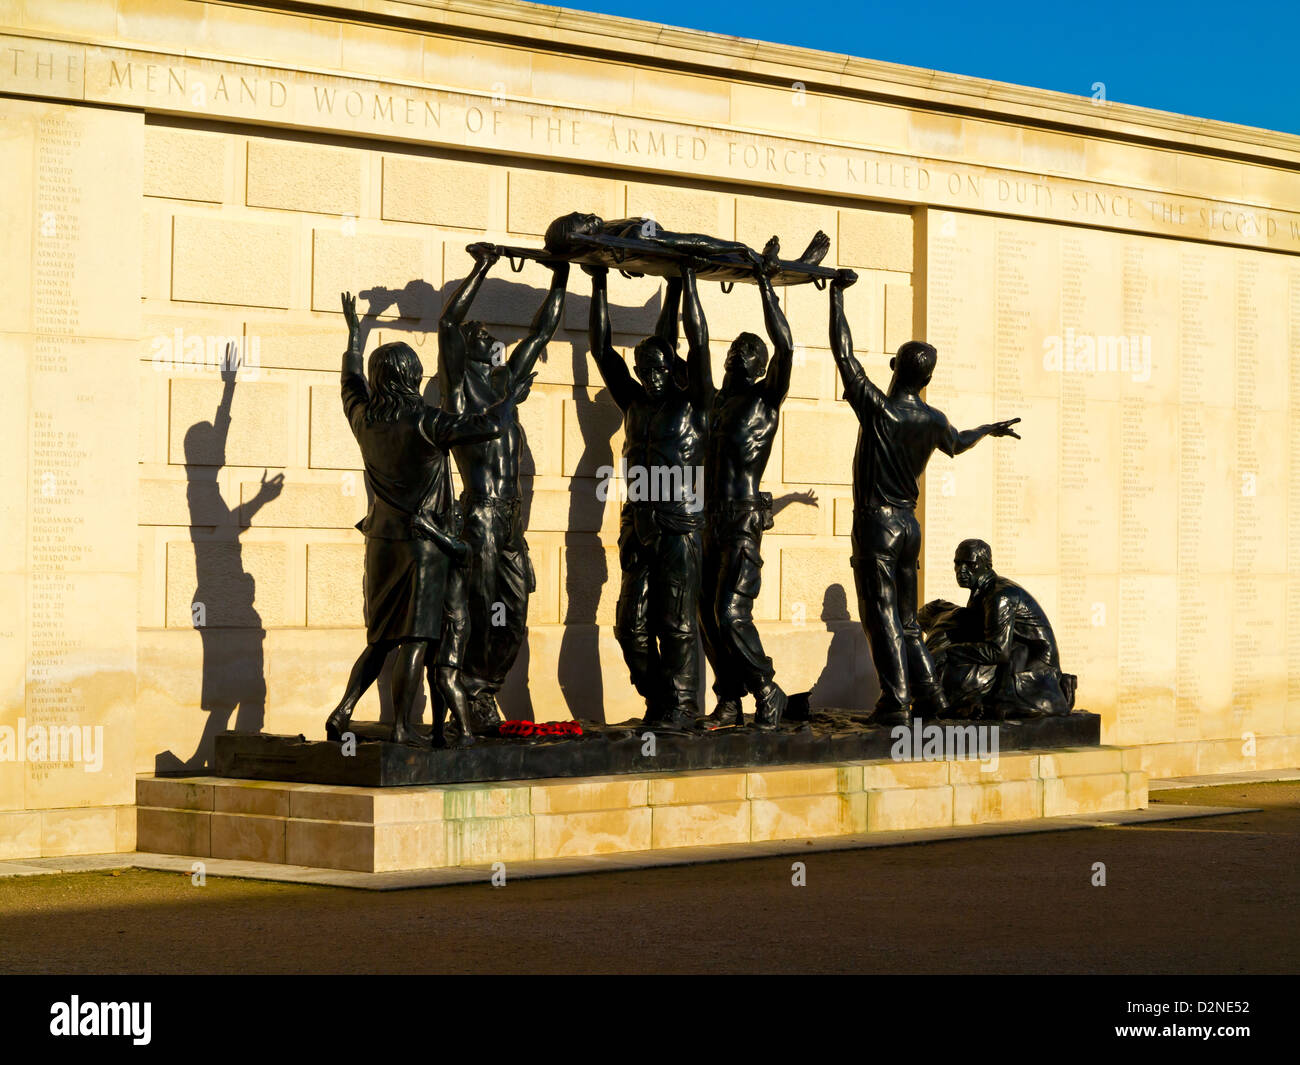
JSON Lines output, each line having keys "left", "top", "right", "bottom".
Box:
{"left": 137, "top": 748, "right": 1147, "bottom": 873}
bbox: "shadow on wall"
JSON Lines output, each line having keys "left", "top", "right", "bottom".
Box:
{"left": 808, "top": 582, "right": 879, "bottom": 711}
{"left": 156, "top": 355, "right": 284, "bottom": 773}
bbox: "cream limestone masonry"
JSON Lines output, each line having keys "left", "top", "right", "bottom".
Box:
{"left": 1, "top": 97, "right": 141, "bottom": 858}
{"left": 135, "top": 748, "right": 1148, "bottom": 872}
{"left": 0, "top": 0, "right": 1296, "bottom": 859}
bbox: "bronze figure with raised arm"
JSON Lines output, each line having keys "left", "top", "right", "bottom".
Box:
{"left": 829, "top": 269, "right": 1021, "bottom": 728}
{"left": 683, "top": 260, "right": 802, "bottom": 730}
{"left": 325, "top": 292, "right": 533, "bottom": 748}
{"left": 433, "top": 243, "right": 569, "bottom": 732}
{"left": 586, "top": 264, "right": 710, "bottom": 728}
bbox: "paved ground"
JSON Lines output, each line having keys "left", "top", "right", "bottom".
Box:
{"left": 0, "top": 781, "right": 1295, "bottom": 975}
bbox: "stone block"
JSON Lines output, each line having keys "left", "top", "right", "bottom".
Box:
{"left": 735, "top": 195, "right": 837, "bottom": 258}
{"left": 533, "top": 807, "right": 653, "bottom": 858}
{"left": 164, "top": 539, "right": 290, "bottom": 628}
{"left": 167, "top": 377, "right": 292, "bottom": 467}
{"left": 745, "top": 765, "right": 841, "bottom": 799}
{"left": 0, "top": 811, "right": 42, "bottom": 860}
{"left": 527, "top": 487, "right": 608, "bottom": 533}
{"left": 116, "top": 807, "right": 137, "bottom": 852}
{"left": 883, "top": 283, "right": 914, "bottom": 352}
{"left": 374, "top": 821, "right": 447, "bottom": 872}
{"left": 212, "top": 780, "right": 293, "bottom": 817}
{"left": 210, "top": 811, "right": 286, "bottom": 863}
{"left": 446, "top": 815, "right": 534, "bottom": 866}
{"left": 624, "top": 182, "right": 732, "bottom": 240}
{"left": 865, "top": 785, "right": 953, "bottom": 831}
{"left": 306, "top": 542, "right": 364, "bottom": 627}
{"left": 507, "top": 170, "right": 621, "bottom": 237}
{"left": 252, "top": 323, "right": 347, "bottom": 373}
{"left": 838, "top": 207, "right": 913, "bottom": 272}
{"left": 948, "top": 752, "right": 1038, "bottom": 783}
{"left": 136, "top": 777, "right": 214, "bottom": 811}
{"left": 650, "top": 800, "right": 750, "bottom": 848}
{"left": 171, "top": 214, "right": 294, "bottom": 308}
{"left": 382, "top": 154, "right": 492, "bottom": 229}
{"left": 140, "top": 476, "right": 207, "bottom": 527}
{"left": 308, "top": 384, "right": 362, "bottom": 470}
{"left": 340, "top": 21, "right": 424, "bottom": 81}
{"left": 781, "top": 408, "right": 857, "bottom": 484}
{"left": 780, "top": 546, "right": 857, "bottom": 624}
{"left": 951, "top": 779, "right": 1042, "bottom": 824}
{"left": 768, "top": 489, "right": 824, "bottom": 534}
{"left": 312, "top": 230, "right": 435, "bottom": 315}
{"left": 561, "top": 391, "right": 624, "bottom": 477}
{"left": 143, "top": 126, "right": 226, "bottom": 202}
{"left": 136, "top": 807, "right": 211, "bottom": 857}
{"left": 286, "top": 786, "right": 445, "bottom": 824}
{"left": 1041, "top": 773, "right": 1128, "bottom": 817}
{"left": 530, "top": 777, "right": 649, "bottom": 814}
{"left": 750, "top": 795, "right": 846, "bottom": 841}
{"left": 1037, "top": 748, "right": 1124, "bottom": 778}
{"left": 239, "top": 480, "right": 365, "bottom": 529}
{"left": 843, "top": 791, "right": 869, "bottom": 833}
{"left": 859, "top": 760, "right": 950, "bottom": 789}
{"left": 440, "top": 783, "right": 532, "bottom": 821}
{"left": 285, "top": 819, "right": 373, "bottom": 872}
{"left": 832, "top": 497, "right": 854, "bottom": 536}
{"left": 648, "top": 771, "right": 749, "bottom": 806}
{"left": 558, "top": 544, "right": 620, "bottom": 626}
{"left": 246, "top": 139, "right": 362, "bottom": 215}
{"left": 40, "top": 808, "right": 119, "bottom": 857}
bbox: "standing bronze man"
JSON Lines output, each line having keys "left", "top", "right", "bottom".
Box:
{"left": 828, "top": 270, "right": 1021, "bottom": 727}
{"left": 682, "top": 261, "right": 799, "bottom": 729}
{"left": 586, "top": 264, "right": 709, "bottom": 728}
{"left": 436, "top": 243, "right": 569, "bottom": 730}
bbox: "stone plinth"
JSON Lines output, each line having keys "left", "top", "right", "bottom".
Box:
{"left": 138, "top": 746, "right": 1146, "bottom": 873}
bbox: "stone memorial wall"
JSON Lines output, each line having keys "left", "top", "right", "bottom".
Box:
{"left": 0, "top": 0, "right": 1297, "bottom": 856}
{"left": 923, "top": 213, "right": 1300, "bottom": 772}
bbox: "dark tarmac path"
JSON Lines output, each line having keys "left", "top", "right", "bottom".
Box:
{"left": 0, "top": 782, "right": 1295, "bottom": 975}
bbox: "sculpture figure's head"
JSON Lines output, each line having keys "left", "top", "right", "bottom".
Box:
{"left": 460, "top": 319, "right": 498, "bottom": 365}
{"left": 889, "top": 340, "right": 938, "bottom": 392}
{"left": 366, "top": 341, "right": 424, "bottom": 423}
{"left": 634, "top": 336, "right": 674, "bottom": 401}
{"left": 954, "top": 539, "right": 994, "bottom": 590}
{"left": 724, "top": 331, "right": 769, "bottom": 390}
{"left": 544, "top": 212, "right": 604, "bottom": 254}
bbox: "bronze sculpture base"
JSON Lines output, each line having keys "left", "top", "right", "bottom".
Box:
{"left": 211, "top": 709, "right": 1100, "bottom": 788}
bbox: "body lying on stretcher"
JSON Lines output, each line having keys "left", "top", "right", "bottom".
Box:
{"left": 494, "top": 211, "right": 836, "bottom": 287}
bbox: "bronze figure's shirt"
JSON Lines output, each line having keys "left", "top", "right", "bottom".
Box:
{"left": 839, "top": 365, "right": 961, "bottom": 511}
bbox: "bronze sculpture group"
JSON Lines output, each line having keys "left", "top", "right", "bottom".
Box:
{"left": 326, "top": 216, "right": 1071, "bottom": 749}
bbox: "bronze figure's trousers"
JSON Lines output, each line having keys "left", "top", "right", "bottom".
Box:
{"left": 851, "top": 503, "right": 944, "bottom": 714}
{"left": 441, "top": 495, "right": 533, "bottom": 701}
{"left": 700, "top": 506, "right": 776, "bottom": 702}
{"left": 614, "top": 505, "right": 701, "bottom": 720}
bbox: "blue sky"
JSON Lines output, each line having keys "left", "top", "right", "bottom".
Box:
{"left": 559, "top": 0, "right": 1300, "bottom": 136}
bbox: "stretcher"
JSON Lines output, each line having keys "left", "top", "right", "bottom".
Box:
{"left": 490, "top": 233, "right": 838, "bottom": 290}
